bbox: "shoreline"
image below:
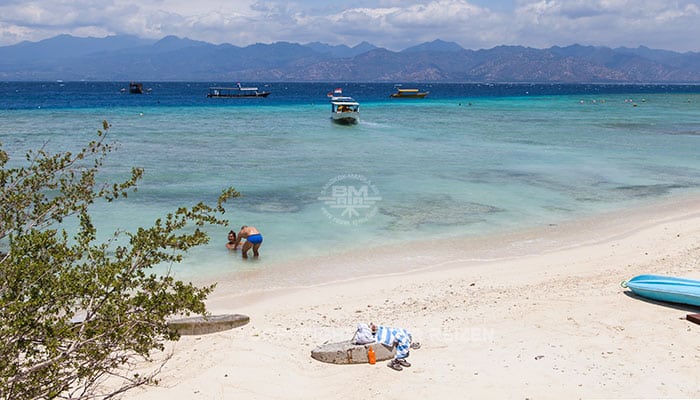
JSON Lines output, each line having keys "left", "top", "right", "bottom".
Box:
{"left": 128, "top": 193, "right": 700, "bottom": 399}
{"left": 207, "top": 192, "right": 700, "bottom": 303}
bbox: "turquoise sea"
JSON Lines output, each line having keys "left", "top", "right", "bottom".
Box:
{"left": 2, "top": 82, "right": 700, "bottom": 291}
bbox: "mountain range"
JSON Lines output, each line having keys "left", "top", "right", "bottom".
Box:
{"left": 1, "top": 35, "right": 699, "bottom": 82}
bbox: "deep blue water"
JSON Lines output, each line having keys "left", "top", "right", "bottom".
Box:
{"left": 2, "top": 81, "right": 700, "bottom": 110}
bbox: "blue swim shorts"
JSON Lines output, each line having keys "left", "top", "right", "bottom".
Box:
{"left": 247, "top": 233, "right": 263, "bottom": 244}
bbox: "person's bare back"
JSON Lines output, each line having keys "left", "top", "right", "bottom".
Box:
{"left": 234, "top": 225, "right": 263, "bottom": 258}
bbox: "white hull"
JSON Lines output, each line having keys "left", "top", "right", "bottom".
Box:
{"left": 331, "top": 111, "right": 360, "bottom": 124}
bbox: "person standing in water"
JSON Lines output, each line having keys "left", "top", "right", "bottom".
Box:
{"left": 233, "top": 225, "right": 263, "bottom": 259}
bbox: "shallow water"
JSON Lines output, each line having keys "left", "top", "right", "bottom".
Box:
{"left": 2, "top": 82, "right": 700, "bottom": 285}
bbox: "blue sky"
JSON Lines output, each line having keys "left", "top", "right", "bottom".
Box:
{"left": 0, "top": 0, "right": 699, "bottom": 52}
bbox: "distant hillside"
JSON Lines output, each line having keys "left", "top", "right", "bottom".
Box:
{"left": 0, "top": 34, "right": 699, "bottom": 82}
{"left": 402, "top": 39, "right": 465, "bottom": 53}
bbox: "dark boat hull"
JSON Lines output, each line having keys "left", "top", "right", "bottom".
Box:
{"left": 391, "top": 92, "right": 428, "bottom": 98}
{"left": 129, "top": 82, "right": 144, "bottom": 94}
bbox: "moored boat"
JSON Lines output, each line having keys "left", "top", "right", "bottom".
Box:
{"left": 390, "top": 86, "right": 428, "bottom": 98}
{"left": 207, "top": 83, "right": 270, "bottom": 98}
{"left": 129, "top": 82, "right": 144, "bottom": 94}
{"left": 329, "top": 88, "right": 360, "bottom": 125}
{"left": 621, "top": 274, "right": 700, "bottom": 307}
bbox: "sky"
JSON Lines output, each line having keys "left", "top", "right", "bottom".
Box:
{"left": 0, "top": 0, "right": 699, "bottom": 52}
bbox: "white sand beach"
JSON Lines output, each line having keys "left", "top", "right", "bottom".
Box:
{"left": 126, "top": 195, "right": 700, "bottom": 399}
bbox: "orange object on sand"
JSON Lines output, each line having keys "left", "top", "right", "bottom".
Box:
{"left": 367, "top": 346, "right": 376, "bottom": 364}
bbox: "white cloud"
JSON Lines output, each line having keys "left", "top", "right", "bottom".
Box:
{"left": 512, "top": 0, "right": 700, "bottom": 51}
{"left": 300, "top": 1, "right": 506, "bottom": 50}
{"left": 0, "top": 0, "right": 698, "bottom": 51}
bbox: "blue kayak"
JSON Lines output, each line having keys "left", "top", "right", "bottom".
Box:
{"left": 621, "top": 274, "right": 700, "bottom": 307}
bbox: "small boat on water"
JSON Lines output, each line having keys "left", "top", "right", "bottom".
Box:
{"left": 129, "top": 82, "right": 144, "bottom": 94}
{"left": 329, "top": 88, "right": 360, "bottom": 125}
{"left": 390, "top": 86, "right": 428, "bottom": 98}
{"left": 621, "top": 274, "right": 700, "bottom": 307}
{"left": 207, "top": 83, "right": 270, "bottom": 98}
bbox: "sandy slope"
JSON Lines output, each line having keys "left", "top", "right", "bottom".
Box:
{"left": 126, "top": 195, "right": 700, "bottom": 399}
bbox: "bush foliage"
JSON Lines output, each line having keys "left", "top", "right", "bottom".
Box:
{"left": 0, "top": 121, "right": 238, "bottom": 399}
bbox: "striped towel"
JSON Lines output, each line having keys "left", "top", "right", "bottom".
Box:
{"left": 374, "top": 325, "right": 413, "bottom": 359}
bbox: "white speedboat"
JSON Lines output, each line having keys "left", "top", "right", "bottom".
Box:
{"left": 329, "top": 88, "right": 360, "bottom": 125}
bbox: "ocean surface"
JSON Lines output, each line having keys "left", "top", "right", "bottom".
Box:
{"left": 2, "top": 82, "right": 700, "bottom": 290}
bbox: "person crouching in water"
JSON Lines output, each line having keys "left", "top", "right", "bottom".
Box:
{"left": 370, "top": 322, "right": 420, "bottom": 371}
{"left": 225, "top": 230, "right": 237, "bottom": 250}
{"left": 233, "top": 225, "right": 263, "bottom": 259}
